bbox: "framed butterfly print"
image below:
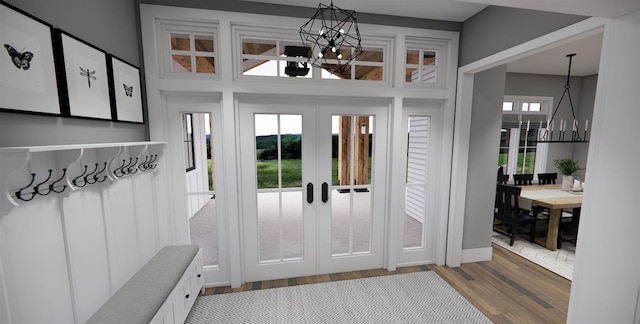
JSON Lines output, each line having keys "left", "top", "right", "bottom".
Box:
{"left": 53, "top": 29, "right": 112, "bottom": 120}
{"left": 107, "top": 55, "right": 144, "bottom": 123}
{"left": 0, "top": 1, "right": 61, "bottom": 115}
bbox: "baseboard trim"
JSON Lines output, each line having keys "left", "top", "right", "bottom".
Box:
{"left": 461, "top": 247, "right": 492, "bottom": 263}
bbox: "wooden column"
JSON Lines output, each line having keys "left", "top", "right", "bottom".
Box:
{"left": 338, "top": 116, "right": 351, "bottom": 186}
{"left": 354, "top": 116, "right": 370, "bottom": 185}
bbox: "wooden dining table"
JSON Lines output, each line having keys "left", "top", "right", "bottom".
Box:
{"left": 519, "top": 184, "right": 582, "bottom": 251}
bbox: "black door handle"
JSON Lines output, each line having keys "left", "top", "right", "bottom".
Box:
{"left": 322, "top": 182, "right": 328, "bottom": 203}
{"left": 307, "top": 183, "right": 313, "bottom": 204}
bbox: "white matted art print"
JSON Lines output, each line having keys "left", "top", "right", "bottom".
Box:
{"left": 108, "top": 55, "right": 143, "bottom": 123}
{"left": 57, "top": 30, "right": 111, "bottom": 120}
{"left": 0, "top": 2, "right": 60, "bottom": 115}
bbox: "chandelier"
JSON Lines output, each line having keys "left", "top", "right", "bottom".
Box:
{"left": 537, "top": 54, "right": 589, "bottom": 143}
{"left": 299, "top": 1, "right": 362, "bottom": 75}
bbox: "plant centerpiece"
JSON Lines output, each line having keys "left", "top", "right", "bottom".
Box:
{"left": 553, "top": 158, "right": 584, "bottom": 190}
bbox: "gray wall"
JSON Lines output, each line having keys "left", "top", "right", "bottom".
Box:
{"left": 504, "top": 73, "right": 587, "bottom": 174}
{"left": 462, "top": 64, "right": 507, "bottom": 250}
{"left": 459, "top": 6, "right": 586, "bottom": 66}
{"left": 0, "top": 0, "right": 146, "bottom": 147}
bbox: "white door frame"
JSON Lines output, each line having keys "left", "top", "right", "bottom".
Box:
{"left": 165, "top": 92, "right": 231, "bottom": 286}
{"left": 396, "top": 102, "right": 443, "bottom": 266}
{"left": 446, "top": 17, "right": 608, "bottom": 266}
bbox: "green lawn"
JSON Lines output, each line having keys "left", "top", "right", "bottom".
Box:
{"left": 208, "top": 156, "right": 372, "bottom": 189}
{"left": 498, "top": 152, "right": 536, "bottom": 174}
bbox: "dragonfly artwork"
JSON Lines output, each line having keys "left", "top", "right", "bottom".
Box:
{"left": 79, "top": 67, "right": 96, "bottom": 88}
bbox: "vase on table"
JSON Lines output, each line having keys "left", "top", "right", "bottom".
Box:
{"left": 561, "top": 175, "right": 574, "bottom": 191}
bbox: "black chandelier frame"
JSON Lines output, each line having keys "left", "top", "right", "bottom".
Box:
{"left": 299, "top": 1, "right": 363, "bottom": 75}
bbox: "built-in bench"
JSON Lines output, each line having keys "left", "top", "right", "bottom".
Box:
{"left": 87, "top": 245, "right": 204, "bottom": 324}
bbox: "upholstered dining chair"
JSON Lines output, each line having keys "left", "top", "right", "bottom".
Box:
{"left": 493, "top": 184, "right": 538, "bottom": 246}
{"left": 513, "top": 173, "right": 534, "bottom": 186}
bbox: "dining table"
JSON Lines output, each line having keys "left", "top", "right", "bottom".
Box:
{"left": 519, "top": 184, "right": 582, "bottom": 251}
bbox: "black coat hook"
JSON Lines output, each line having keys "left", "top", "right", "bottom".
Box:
{"left": 15, "top": 173, "right": 37, "bottom": 202}
{"left": 147, "top": 154, "right": 158, "bottom": 170}
{"left": 126, "top": 157, "right": 139, "bottom": 175}
{"left": 83, "top": 163, "right": 99, "bottom": 183}
{"left": 114, "top": 158, "right": 132, "bottom": 177}
{"left": 91, "top": 162, "right": 108, "bottom": 183}
{"left": 138, "top": 155, "right": 150, "bottom": 171}
{"left": 34, "top": 169, "right": 53, "bottom": 195}
{"left": 49, "top": 168, "right": 68, "bottom": 194}
{"left": 73, "top": 165, "right": 90, "bottom": 187}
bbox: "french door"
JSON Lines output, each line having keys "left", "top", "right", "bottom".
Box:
{"left": 239, "top": 97, "right": 388, "bottom": 282}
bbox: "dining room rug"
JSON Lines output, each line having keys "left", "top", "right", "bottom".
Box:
{"left": 185, "top": 271, "right": 491, "bottom": 323}
{"left": 492, "top": 231, "right": 575, "bottom": 280}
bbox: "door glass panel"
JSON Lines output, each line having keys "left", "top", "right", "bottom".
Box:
{"left": 403, "top": 116, "right": 429, "bottom": 249}
{"left": 330, "top": 115, "right": 374, "bottom": 255}
{"left": 254, "top": 114, "right": 304, "bottom": 262}
{"left": 186, "top": 113, "right": 219, "bottom": 267}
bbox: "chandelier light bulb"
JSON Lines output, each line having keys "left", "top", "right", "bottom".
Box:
{"left": 339, "top": 28, "right": 345, "bottom": 34}
{"left": 319, "top": 29, "right": 324, "bottom": 36}
{"left": 332, "top": 46, "right": 336, "bottom": 52}
{"left": 337, "top": 53, "right": 343, "bottom": 59}
{"left": 318, "top": 52, "right": 323, "bottom": 58}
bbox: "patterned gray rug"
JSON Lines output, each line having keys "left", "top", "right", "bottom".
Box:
{"left": 185, "top": 271, "right": 491, "bottom": 323}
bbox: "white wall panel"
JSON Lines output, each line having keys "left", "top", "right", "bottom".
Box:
{"left": 1, "top": 199, "right": 74, "bottom": 324}
{"left": 106, "top": 179, "right": 141, "bottom": 289}
{"left": 62, "top": 189, "right": 111, "bottom": 323}
{"left": 133, "top": 172, "right": 159, "bottom": 265}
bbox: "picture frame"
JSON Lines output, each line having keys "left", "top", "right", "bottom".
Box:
{"left": 53, "top": 29, "right": 112, "bottom": 120}
{"left": 0, "top": 1, "right": 61, "bottom": 116}
{"left": 107, "top": 55, "right": 144, "bottom": 123}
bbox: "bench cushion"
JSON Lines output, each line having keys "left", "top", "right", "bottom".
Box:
{"left": 87, "top": 244, "right": 199, "bottom": 324}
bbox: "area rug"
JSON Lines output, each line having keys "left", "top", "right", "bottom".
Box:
{"left": 185, "top": 271, "right": 491, "bottom": 323}
{"left": 492, "top": 231, "right": 574, "bottom": 280}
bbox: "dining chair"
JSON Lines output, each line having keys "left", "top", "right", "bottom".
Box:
{"left": 537, "top": 173, "right": 557, "bottom": 184}
{"left": 493, "top": 184, "right": 538, "bottom": 246}
{"left": 497, "top": 166, "right": 509, "bottom": 184}
{"left": 513, "top": 173, "right": 534, "bottom": 186}
{"left": 557, "top": 208, "right": 580, "bottom": 248}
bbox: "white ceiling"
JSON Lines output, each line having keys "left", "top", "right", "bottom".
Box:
{"left": 243, "top": 0, "right": 637, "bottom": 76}
{"left": 506, "top": 32, "right": 603, "bottom": 76}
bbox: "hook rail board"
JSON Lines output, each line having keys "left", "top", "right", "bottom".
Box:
{"left": 0, "top": 141, "right": 166, "bottom": 217}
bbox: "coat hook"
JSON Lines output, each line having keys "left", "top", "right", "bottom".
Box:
{"left": 15, "top": 173, "right": 37, "bottom": 202}
{"left": 92, "top": 162, "right": 108, "bottom": 183}
{"left": 138, "top": 155, "right": 150, "bottom": 171}
{"left": 127, "top": 157, "right": 139, "bottom": 175}
{"left": 114, "top": 158, "right": 131, "bottom": 177}
{"left": 147, "top": 154, "right": 158, "bottom": 170}
{"left": 49, "top": 168, "right": 68, "bottom": 193}
{"left": 83, "top": 163, "right": 100, "bottom": 184}
{"left": 73, "top": 165, "right": 90, "bottom": 187}
{"left": 33, "top": 169, "right": 53, "bottom": 195}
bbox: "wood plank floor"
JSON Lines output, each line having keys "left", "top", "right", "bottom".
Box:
{"left": 201, "top": 243, "right": 571, "bottom": 323}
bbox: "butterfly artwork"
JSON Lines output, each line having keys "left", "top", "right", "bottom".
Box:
{"left": 4, "top": 44, "right": 34, "bottom": 70}
{"left": 79, "top": 67, "right": 96, "bottom": 88}
{"left": 123, "top": 84, "right": 133, "bottom": 97}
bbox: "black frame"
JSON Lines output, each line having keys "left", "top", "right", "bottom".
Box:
{"left": 53, "top": 28, "right": 112, "bottom": 120}
{"left": 107, "top": 54, "right": 144, "bottom": 124}
{"left": 0, "top": 0, "right": 62, "bottom": 116}
{"left": 183, "top": 113, "right": 196, "bottom": 172}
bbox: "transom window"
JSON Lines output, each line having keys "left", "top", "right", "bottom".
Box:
{"left": 241, "top": 37, "right": 313, "bottom": 78}
{"left": 157, "top": 19, "right": 220, "bottom": 78}
{"left": 500, "top": 96, "right": 553, "bottom": 176}
{"left": 235, "top": 26, "right": 389, "bottom": 83}
{"left": 170, "top": 32, "right": 216, "bottom": 74}
{"left": 405, "top": 37, "right": 448, "bottom": 87}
